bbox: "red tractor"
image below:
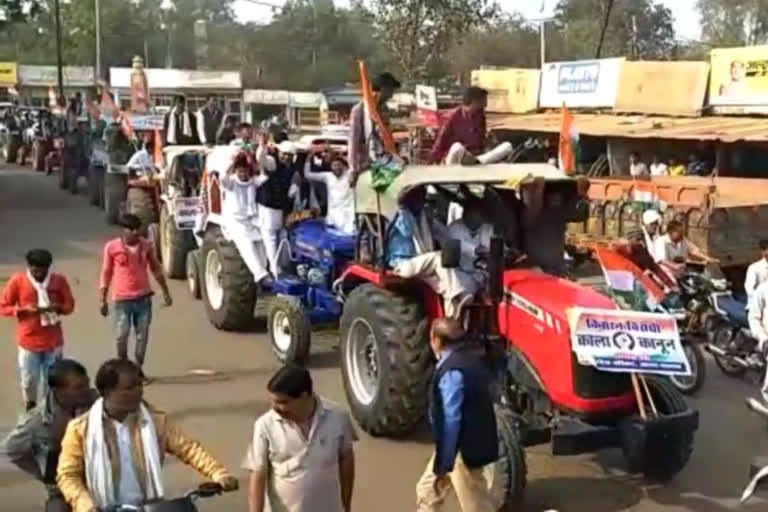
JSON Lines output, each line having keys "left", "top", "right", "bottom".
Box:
{"left": 334, "top": 163, "right": 697, "bottom": 505}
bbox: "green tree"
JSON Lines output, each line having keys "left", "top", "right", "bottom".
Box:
{"left": 445, "top": 14, "right": 540, "bottom": 81}
{"left": 370, "top": 0, "right": 499, "bottom": 84}
{"left": 0, "top": 0, "right": 42, "bottom": 30}
{"left": 551, "top": 0, "right": 676, "bottom": 60}
{"left": 697, "top": 0, "right": 768, "bottom": 47}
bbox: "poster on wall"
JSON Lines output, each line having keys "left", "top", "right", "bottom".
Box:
{"left": 471, "top": 68, "right": 540, "bottom": 113}
{"left": 539, "top": 57, "right": 624, "bottom": 109}
{"left": 710, "top": 45, "right": 768, "bottom": 113}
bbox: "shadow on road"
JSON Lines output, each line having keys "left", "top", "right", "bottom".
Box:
{"left": 524, "top": 475, "right": 643, "bottom": 512}
{"left": 168, "top": 399, "right": 270, "bottom": 422}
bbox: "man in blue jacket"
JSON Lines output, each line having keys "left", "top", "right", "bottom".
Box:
{"left": 416, "top": 318, "right": 498, "bottom": 511}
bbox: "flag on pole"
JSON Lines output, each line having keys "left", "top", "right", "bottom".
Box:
{"left": 100, "top": 87, "right": 118, "bottom": 122}
{"left": 593, "top": 246, "right": 665, "bottom": 312}
{"left": 558, "top": 103, "right": 578, "bottom": 174}
{"left": 358, "top": 60, "right": 396, "bottom": 155}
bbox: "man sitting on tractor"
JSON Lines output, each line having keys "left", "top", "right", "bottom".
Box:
{"left": 447, "top": 199, "right": 494, "bottom": 284}
{"left": 220, "top": 152, "right": 272, "bottom": 288}
{"left": 387, "top": 187, "right": 480, "bottom": 318}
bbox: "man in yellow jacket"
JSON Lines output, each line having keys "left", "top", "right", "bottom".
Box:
{"left": 57, "top": 359, "right": 238, "bottom": 512}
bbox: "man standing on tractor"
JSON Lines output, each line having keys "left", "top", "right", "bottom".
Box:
{"left": 0, "top": 249, "right": 75, "bottom": 411}
{"left": 163, "top": 95, "right": 199, "bottom": 146}
{"left": 256, "top": 136, "right": 298, "bottom": 277}
{"left": 196, "top": 95, "right": 224, "bottom": 147}
{"left": 348, "top": 71, "right": 401, "bottom": 185}
{"left": 303, "top": 146, "right": 355, "bottom": 235}
{"left": 230, "top": 122, "right": 255, "bottom": 150}
{"left": 99, "top": 214, "right": 173, "bottom": 376}
{"left": 416, "top": 318, "right": 498, "bottom": 512}
{"left": 220, "top": 152, "right": 273, "bottom": 287}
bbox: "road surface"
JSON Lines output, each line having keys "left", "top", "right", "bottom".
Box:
{"left": 0, "top": 165, "right": 767, "bottom": 511}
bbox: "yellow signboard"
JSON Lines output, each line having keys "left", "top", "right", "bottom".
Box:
{"left": 710, "top": 45, "right": 768, "bottom": 113}
{"left": 0, "top": 62, "right": 18, "bottom": 86}
{"left": 471, "top": 68, "right": 540, "bottom": 113}
{"left": 615, "top": 61, "right": 709, "bottom": 117}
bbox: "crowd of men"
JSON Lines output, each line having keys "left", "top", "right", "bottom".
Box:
{"left": 629, "top": 151, "right": 713, "bottom": 177}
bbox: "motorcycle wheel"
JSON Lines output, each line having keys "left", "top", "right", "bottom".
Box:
{"left": 712, "top": 325, "right": 748, "bottom": 377}
{"left": 668, "top": 342, "right": 706, "bottom": 395}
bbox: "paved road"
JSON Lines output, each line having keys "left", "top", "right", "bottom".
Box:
{"left": 1, "top": 165, "right": 768, "bottom": 512}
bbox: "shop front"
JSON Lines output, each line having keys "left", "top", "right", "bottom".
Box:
{"left": 18, "top": 65, "right": 95, "bottom": 106}
{"left": 0, "top": 62, "right": 18, "bottom": 103}
{"left": 109, "top": 67, "right": 242, "bottom": 114}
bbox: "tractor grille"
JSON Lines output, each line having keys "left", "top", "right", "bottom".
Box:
{"left": 571, "top": 353, "right": 632, "bottom": 399}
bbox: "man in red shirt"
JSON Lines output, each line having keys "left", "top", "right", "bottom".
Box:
{"left": 0, "top": 249, "right": 75, "bottom": 411}
{"left": 99, "top": 214, "right": 172, "bottom": 374}
{"left": 429, "top": 87, "right": 489, "bottom": 164}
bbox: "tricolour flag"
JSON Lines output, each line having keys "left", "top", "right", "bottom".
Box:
{"left": 558, "top": 103, "right": 579, "bottom": 174}
{"left": 593, "top": 246, "right": 665, "bottom": 311}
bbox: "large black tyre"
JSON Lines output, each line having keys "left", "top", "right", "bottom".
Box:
{"left": 88, "top": 163, "right": 105, "bottom": 207}
{"left": 58, "top": 150, "right": 70, "bottom": 189}
{"left": 160, "top": 204, "right": 194, "bottom": 279}
{"left": 186, "top": 250, "right": 202, "bottom": 300}
{"left": 339, "top": 284, "right": 432, "bottom": 437}
{"left": 488, "top": 407, "right": 527, "bottom": 510}
{"left": 200, "top": 228, "right": 257, "bottom": 330}
{"left": 268, "top": 295, "right": 311, "bottom": 364}
{"left": 620, "top": 377, "right": 695, "bottom": 482}
{"left": 125, "top": 187, "right": 158, "bottom": 233}
{"left": 712, "top": 324, "right": 748, "bottom": 377}
{"left": 104, "top": 172, "right": 127, "bottom": 225}
{"left": 668, "top": 342, "right": 706, "bottom": 395}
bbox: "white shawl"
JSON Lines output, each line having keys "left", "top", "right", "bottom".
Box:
{"left": 167, "top": 107, "right": 192, "bottom": 144}
{"left": 85, "top": 399, "right": 165, "bottom": 508}
{"left": 26, "top": 270, "right": 59, "bottom": 327}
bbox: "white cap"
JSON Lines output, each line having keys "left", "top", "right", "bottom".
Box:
{"left": 278, "top": 141, "right": 297, "bottom": 154}
{"left": 642, "top": 209, "right": 662, "bottom": 226}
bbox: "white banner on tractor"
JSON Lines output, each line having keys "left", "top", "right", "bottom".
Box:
{"left": 568, "top": 308, "right": 691, "bottom": 377}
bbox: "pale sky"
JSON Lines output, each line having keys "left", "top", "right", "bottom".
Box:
{"left": 234, "top": 0, "right": 701, "bottom": 40}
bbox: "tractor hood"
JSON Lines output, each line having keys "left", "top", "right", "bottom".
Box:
{"left": 502, "top": 269, "right": 615, "bottom": 331}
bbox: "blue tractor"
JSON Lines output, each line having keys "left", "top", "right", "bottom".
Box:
{"left": 266, "top": 218, "right": 356, "bottom": 364}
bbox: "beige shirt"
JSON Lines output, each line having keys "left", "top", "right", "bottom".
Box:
{"left": 243, "top": 397, "right": 358, "bottom": 512}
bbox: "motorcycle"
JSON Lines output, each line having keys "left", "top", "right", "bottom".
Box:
{"left": 704, "top": 283, "right": 764, "bottom": 379}
{"left": 741, "top": 397, "right": 768, "bottom": 503}
{"left": 103, "top": 482, "right": 225, "bottom": 511}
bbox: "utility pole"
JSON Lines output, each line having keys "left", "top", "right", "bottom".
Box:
{"left": 631, "top": 15, "right": 638, "bottom": 59}
{"left": 595, "top": 0, "right": 615, "bottom": 59}
{"left": 54, "top": 0, "right": 64, "bottom": 102}
{"left": 540, "top": 21, "right": 546, "bottom": 67}
{"left": 95, "top": 0, "right": 102, "bottom": 80}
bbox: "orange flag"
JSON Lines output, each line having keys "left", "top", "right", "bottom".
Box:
{"left": 358, "top": 60, "right": 396, "bottom": 155}
{"left": 558, "top": 103, "right": 576, "bottom": 174}
{"left": 593, "top": 246, "right": 666, "bottom": 304}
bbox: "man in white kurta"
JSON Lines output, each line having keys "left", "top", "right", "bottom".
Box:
{"left": 220, "top": 157, "right": 271, "bottom": 285}
{"left": 748, "top": 280, "right": 768, "bottom": 402}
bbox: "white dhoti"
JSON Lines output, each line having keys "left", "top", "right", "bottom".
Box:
{"left": 444, "top": 142, "right": 513, "bottom": 224}
{"left": 224, "top": 217, "right": 270, "bottom": 283}
{"left": 258, "top": 204, "right": 284, "bottom": 277}
{"left": 393, "top": 252, "right": 480, "bottom": 317}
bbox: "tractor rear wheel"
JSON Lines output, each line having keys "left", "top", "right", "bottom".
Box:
{"left": 200, "top": 227, "right": 256, "bottom": 331}
{"left": 620, "top": 377, "right": 695, "bottom": 482}
{"left": 125, "top": 187, "right": 158, "bottom": 234}
{"left": 268, "top": 295, "right": 311, "bottom": 364}
{"left": 33, "top": 140, "right": 46, "bottom": 172}
{"left": 6, "top": 135, "right": 20, "bottom": 163}
{"left": 340, "top": 284, "right": 432, "bottom": 437}
{"left": 160, "top": 204, "right": 194, "bottom": 279}
{"left": 487, "top": 407, "right": 527, "bottom": 510}
{"left": 104, "top": 172, "right": 127, "bottom": 225}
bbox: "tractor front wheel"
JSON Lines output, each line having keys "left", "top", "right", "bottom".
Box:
{"left": 186, "top": 250, "right": 202, "bottom": 300}
{"left": 340, "top": 284, "right": 432, "bottom": 437}
{"left": 268, "top": 295, "right": 311, "bottom": 364}
{"left": 160, "top": 204, "right": 194, "bottom": 279}
{"left": 620, "top": 377, "right": 695, "bottom": 482}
